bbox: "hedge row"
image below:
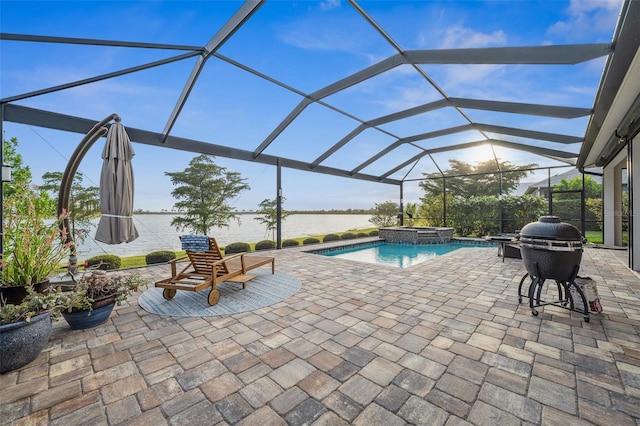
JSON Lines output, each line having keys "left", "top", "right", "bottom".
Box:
{"left": 82, "top": 229, "right": 381, "bottom": 268}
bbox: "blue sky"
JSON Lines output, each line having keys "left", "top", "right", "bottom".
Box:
{"left": 0, "top": 0, "right": 622, "bottom": 211}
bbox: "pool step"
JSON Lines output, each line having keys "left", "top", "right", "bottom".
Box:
{"left": 379, "top": 226, "right": 454, "bottom": 244}
{"left": 417, "top": 231, "right": 444, "bottom": 243}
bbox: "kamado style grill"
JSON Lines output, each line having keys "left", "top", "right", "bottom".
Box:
{"left": 516, "top": 216, "right": 590, "bottom": 322}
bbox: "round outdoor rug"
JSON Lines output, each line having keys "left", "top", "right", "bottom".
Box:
{"left": 138, "top": 270, "right": 301, "bottom": 317}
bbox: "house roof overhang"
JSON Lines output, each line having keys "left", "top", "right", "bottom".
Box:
{"left": 578, "top": 0, "right": 640, "bottom": 169}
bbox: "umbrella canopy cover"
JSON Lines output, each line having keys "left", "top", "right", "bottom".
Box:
{"left": 95, "top": 122, "right": 139, "bottom": 244}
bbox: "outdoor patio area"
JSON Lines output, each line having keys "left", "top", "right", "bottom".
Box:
{"left": 2, "top": 243, "right": 640, "bottom": 425}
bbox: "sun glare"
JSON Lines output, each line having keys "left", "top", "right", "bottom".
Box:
{"left": 477, "top": 143, "right": 497, "bottom": 163}
{"left": 452, "top": 143, "right": 496, "bottom": 165}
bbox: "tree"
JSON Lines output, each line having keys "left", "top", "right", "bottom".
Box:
{"left": 418, "top": 194, "right": 451, "bottom": 227}
{"left": 165, "top": 155, "right": 250, "bottom": 235}
{"left": 254, "top": 198, "right": 291, "bottom": 240}
{"left": 2, "top": 136, "right": 54, "bottom": 215}
{"left": 420, "top": 159, "right": 537, "bottom": 197}
{"left": 553, "top": 175, "right": 602, "bottom": 199}
{"left": 369, "top": 201, "right": 399, "bottom": 227}
{"left": 404, "top": 201, "right": 417, "bottom": 226}
{"left": 3, "top": 136, "right": 33, "bottom": 199}
{"left": 553, "top": 175, "right": 603, "bottom": 231}
{"left": 39, "top": 171, "right": 100, "bottom": 243}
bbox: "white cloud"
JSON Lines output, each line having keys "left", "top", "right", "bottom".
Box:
{"left": 319, "top": 0, "right": 341, "bottom": 12}
{"left": 440, "top": 63, "right": 506, "bottom": 87}
{"left": 439, "top": 25, "right": 507, "bottom": 49}
{"left": 382, "top": 85, "right": 441, "bottom": 111}
{"left": 547, "top": 0, "right": 622, "bottom": 41}
{"left": 278, "top": 27, "right": 351, "bottom": 51}
{"left": 276, "top": 15, "right": 366, "bottom": 53}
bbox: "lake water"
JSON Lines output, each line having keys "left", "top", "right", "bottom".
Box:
{"left": 75, "top": 214, "right": 373, "bottom": 259}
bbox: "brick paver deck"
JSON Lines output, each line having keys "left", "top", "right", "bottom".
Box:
{"left": 2, "top": 244, "right": 640, "bottom": 425}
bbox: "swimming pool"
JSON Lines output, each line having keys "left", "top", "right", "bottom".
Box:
{"left": 313, "top": 241, "right": 494, "bottom": 268}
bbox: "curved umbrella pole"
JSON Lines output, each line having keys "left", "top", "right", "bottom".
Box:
{"left": 57, "top": 113, "right": 120, "bottom": 275}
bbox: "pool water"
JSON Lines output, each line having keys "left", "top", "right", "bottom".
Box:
{"left": 319, "top": 241, "right": 493, "bottom": 268}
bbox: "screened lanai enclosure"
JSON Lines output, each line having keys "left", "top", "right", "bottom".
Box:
{"left": 1, "top": 1, "right": 639, "bottom": 267}
{"left": 410, "top": 165, "right": 606, "bottom": 238}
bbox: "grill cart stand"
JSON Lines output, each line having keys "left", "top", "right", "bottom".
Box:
{"left": 517, "top": 265, "right": 590, "bottom": 322}
{"left": 516, "top": 216, "right": 589, "bottom": 323}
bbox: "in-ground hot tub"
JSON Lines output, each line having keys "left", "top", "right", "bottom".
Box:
{"left": 379, "top": 226, "right": 454, "bottom": 244}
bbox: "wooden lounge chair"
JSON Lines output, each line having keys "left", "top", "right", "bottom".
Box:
{"left": 206, "top": 237, "right": 275, "bottom": 276}
{"left": 154, "top": 237, "right": 275, "bottom": 305}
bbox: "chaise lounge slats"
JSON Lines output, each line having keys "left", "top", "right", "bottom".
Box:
{"left": 154, "top": 237, "right": 275, "bottom": 305}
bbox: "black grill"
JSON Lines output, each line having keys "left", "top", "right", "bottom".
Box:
{"left": 518, "top": 216, "right": 583, "bottom": 282}
{"left": 515, "top": 216, "right": 590, "bottom": 322}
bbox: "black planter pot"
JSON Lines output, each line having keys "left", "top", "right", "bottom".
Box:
{"left": 0, "top": 311, "right": 52, "bottom": 374}
{"left": 0, "top": 280, "right": 51, "bottom": 305}
{"left": 33, "top": 280, "right": 51, "bottom": 294}
{"left": 0, "top": 286, "right": 27, "bottom": 305}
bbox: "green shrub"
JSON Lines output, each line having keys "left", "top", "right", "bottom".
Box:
{"left": 224, "top": 242, "right": 251, "bottom": 254}
{"left": 323, "top": 234, "right": 340, "bottom": 243}
{"left": 303, "top": 237, "right": 320, "bottom": 245}
{"left": 282, "top": 239, "right": 300, "bottom": 247}
{"left": 255, "top": 240, "right": 276, "bottom": 251}
{"left": 369, "top": 230, "right": 379, "bottom": 236}
{"left": 357, "top": 232, "right": 369, "bottom": 238}
{"left": 145, "top": 250, "right": 176, "bottom": 265}
{"left": 85, "top": 254, "right": 121, "bottom": 270}
{"left": 340, "top": 232, "right": 356, "bottom": 240}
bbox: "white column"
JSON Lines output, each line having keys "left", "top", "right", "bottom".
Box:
{"left": 603, "top": 164, "right": 616, "bottom": 245}
{"left": 603, "top": 150, "right": 626, "bottom": 246}
{"left": 632, "top": 135, "right": 640, "bottom": 270}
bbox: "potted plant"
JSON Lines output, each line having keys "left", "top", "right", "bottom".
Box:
{"left": 1, "top": 186, "right": 74, "bottom": 303}
{"left": 60, "top": 269, "right": 147, "bottom": 330}
{"left": 0, "top": 288, "right": 65, "bottom": 373}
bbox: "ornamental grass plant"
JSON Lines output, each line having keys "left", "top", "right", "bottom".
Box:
{"left": 1, "top": 186, "right": 74, "bottom": 287}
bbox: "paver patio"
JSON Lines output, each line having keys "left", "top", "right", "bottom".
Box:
{"left": 1, "top": 244, "right": 640, "bottom": 425}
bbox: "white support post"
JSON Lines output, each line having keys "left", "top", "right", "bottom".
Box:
{"left": 603, "top": 150, "right": 626, "bottom": 246}
{"left": 631, "top": 135, "right": 640, "bottom": 270}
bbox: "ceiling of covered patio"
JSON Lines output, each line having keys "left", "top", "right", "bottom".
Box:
{"left": 1, "top": 0, "right": 639, "bottom": 209}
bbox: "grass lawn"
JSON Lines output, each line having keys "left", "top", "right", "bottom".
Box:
{"left": 584, "top": 230, "right": 629, "bottom": 245}
{"left": 585, "top": 231, "right": 603, "bottom": 244}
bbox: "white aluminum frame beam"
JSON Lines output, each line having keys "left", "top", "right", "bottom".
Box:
{"left": 2, "top": 104, "right": 401, "bottom": 186}
{"left": 381, "top": 140, "right": 577, "bottom": 180}
{"left": 161, "top": 0, "right": 264, "bottom": 140}
{"left": 351, "top": 124, "right": 581, "bottom": 174}
{"left": 252, "top": 44, "right": 609, "bottom": 158}
{"left": 311, "top": 99, "right": 590, "bottom": 168}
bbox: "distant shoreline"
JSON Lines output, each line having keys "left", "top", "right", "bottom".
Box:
{"left": 75, "top": 213, "right": 373, "bottom": 259}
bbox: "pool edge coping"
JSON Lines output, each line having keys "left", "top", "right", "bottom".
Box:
{"left": 305, "top": 237, "right": 498, "bottom": 256}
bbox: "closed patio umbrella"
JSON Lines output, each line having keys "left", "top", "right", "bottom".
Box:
{"left": 95, "top": 119, "right": 139, "bottom": 244}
